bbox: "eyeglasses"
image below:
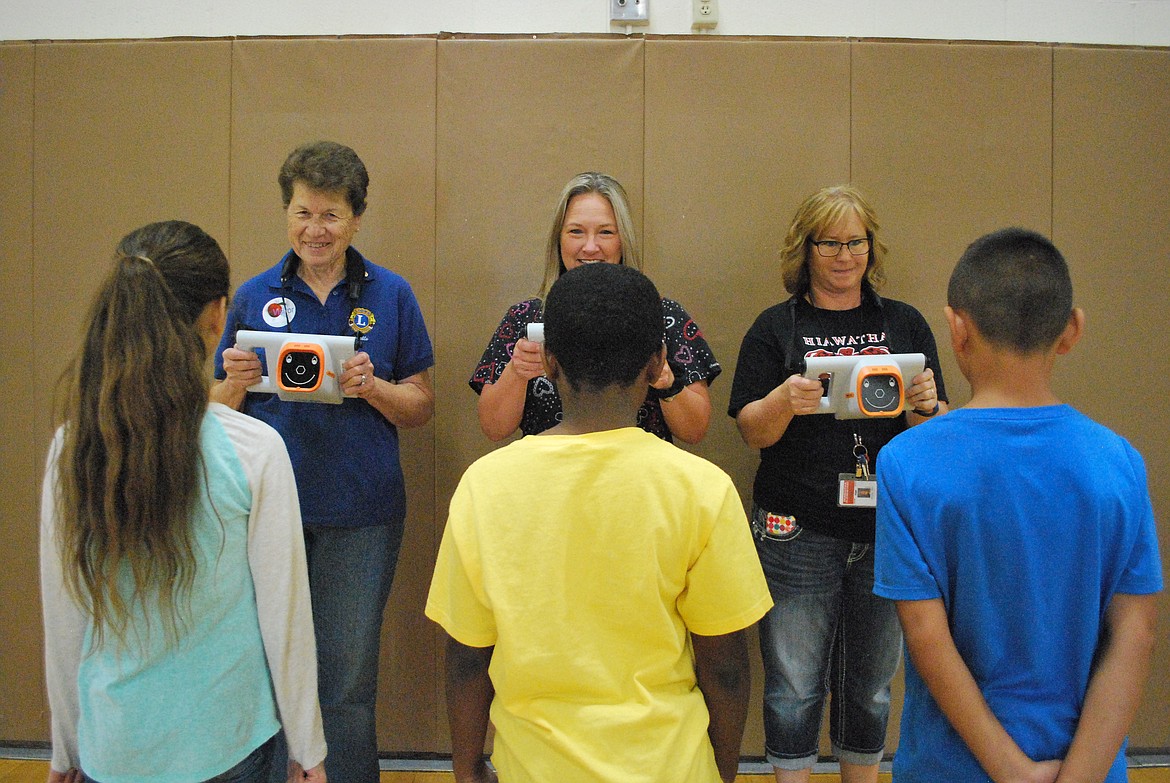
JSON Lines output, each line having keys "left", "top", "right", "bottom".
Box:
{"left": 810, "top": 237, "right": 870, "bottom": 257}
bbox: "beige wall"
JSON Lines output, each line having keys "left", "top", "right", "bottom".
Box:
{"left": 1, "top": 34, "right": 1166, "bottom": 757}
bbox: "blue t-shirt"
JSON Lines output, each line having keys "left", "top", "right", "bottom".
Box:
{"left": 874, "top": 405, "right": 1163, "bottom": 782}
{"left": 215, "top": 249, "right": 434, "bottom": 527}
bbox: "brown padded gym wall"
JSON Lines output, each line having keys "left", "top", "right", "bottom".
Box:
{"left": 1052, "top": 45, "right": 1170, "bottom": 737}
{"left": 0, "top": 40, "right": 39, "bottom": 750}
{"left": 1, "top": 34, "right": 1166, "bottom": 757}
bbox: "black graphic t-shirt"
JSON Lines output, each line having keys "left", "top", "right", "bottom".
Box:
{"left": 729, "top": 291, "right": 947, "bottom": 542}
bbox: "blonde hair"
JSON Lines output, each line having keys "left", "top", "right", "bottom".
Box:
{"left": 538, "top": 172, "right": 641, "bottom": 299}
{"left": 55, "top": 220, "right": 229, "bottom": 650}
{"left": 778, "top": 185, "right": 888, "bottom": 296}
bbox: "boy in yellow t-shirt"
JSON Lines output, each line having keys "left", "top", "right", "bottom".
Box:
{"left": 426, "top": 263, "right": 772, "bottom": 783}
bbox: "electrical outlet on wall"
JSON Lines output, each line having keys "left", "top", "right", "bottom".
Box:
{"left": 692, "top": 0, "right": 718, "bottom": 29}
{"left": 610, "top": 0, "right": 649, "bottom": 25}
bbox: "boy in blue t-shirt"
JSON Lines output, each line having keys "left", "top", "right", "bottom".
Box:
{"left": 874, "top": 228, "right": 1163, "bottom": 783}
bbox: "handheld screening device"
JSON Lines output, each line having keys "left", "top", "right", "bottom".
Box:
{"left": 236, "top": 330, "right": 365, "bottom": 404}
{"left": 525, "top": 322, "right": 545, "bottom": 343}
{"left": 803, "top": 353, "right": 925, "bottom": 420}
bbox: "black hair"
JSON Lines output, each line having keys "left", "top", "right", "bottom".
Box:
{"left": 543, "top": 263, "right": 663, "bottom": 393}
{"left": 278, "top": 140, "right": 369, "bottom": 216}
{"left": 948, "top": 227, "right": 1073, "bottom": 353}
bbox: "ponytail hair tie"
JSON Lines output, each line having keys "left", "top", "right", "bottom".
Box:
{"left": 118, "top": 253, "right": 156, "bottom": 268}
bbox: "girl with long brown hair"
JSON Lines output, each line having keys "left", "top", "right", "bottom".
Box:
{"left": 41, "top": 221, "right": 326, "bottom": 783}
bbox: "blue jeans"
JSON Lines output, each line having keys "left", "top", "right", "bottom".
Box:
{"left": 751, "top": 504, "right": 900, "bottom": 771}
{"left": 85, "top": 735, "right": 274, "bottom": 783}
{"left": 267, "top": 523, "right": 405, "bottom": 783}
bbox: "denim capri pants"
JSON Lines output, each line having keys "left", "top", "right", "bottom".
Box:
{"left": 751, "top": 503, "right": 901, "bottom": 771}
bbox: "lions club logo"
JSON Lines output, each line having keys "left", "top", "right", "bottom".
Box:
{"left": 348, "top": 307, "right": 376, "bottom": 334}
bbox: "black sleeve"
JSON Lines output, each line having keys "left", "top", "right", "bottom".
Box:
{"left": 653, "top": 298, "right": 722, "bottom": 399}
{"left": 468, "top": 299, "right": 540, "bottom": 394}
{"left": 728, "top": 303, "right": 791, "bottom": 418}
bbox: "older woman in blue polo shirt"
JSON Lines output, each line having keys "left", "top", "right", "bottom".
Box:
{"left": 213, "top": 141, "right": 434, "bottom": 783}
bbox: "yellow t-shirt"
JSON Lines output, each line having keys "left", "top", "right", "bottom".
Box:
{"left": 426, "top": 427, "right": 772, "bottom": 783}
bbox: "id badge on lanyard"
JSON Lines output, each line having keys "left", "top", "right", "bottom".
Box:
{"left": 839, "top": 433, "right": 877, "bottom": 508}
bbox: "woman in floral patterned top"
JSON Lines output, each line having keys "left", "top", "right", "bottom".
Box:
{"left": 469, "top": 172, "right": 720, "bottom": 444}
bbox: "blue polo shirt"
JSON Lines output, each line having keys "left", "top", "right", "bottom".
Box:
{"left": 215, "top": 249, "right": 434, "bottom": 528}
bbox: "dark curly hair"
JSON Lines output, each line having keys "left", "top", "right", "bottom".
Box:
{"left": 544, "top": 263, "right": 663, "bottom": 393}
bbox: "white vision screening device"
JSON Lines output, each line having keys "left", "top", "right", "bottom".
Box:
{"left": 236, "top": 330, "right": 365, "bottom": 404}
{"left": 803, "top": 353, "right": 925, "bottom": 420}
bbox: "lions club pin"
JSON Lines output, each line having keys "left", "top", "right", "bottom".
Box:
{"left": 349, "top": 307, "right": 376, "bottom": 334}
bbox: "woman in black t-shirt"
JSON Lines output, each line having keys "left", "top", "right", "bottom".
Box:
{"left": 728, "top": 185, "right": 948, "bottom": 783}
